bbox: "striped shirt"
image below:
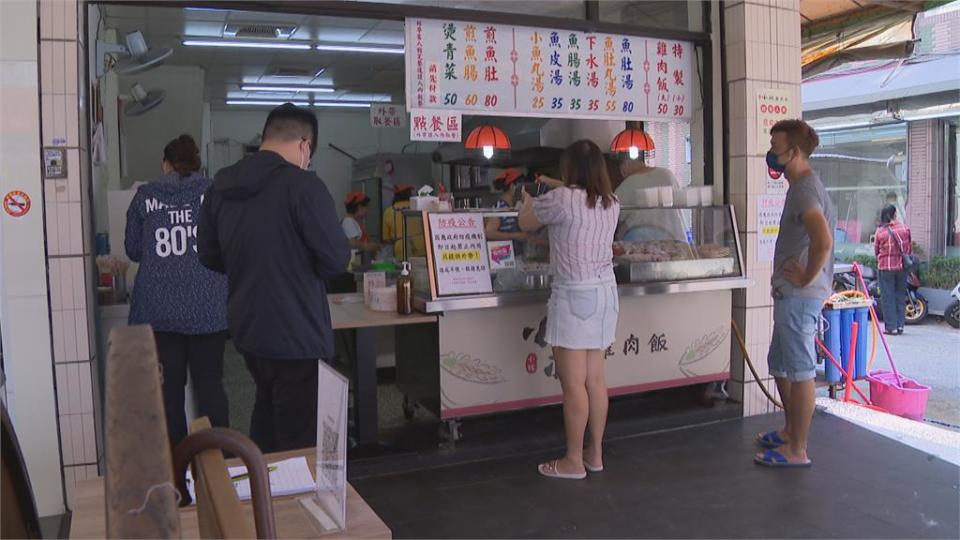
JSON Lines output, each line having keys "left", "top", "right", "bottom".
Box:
{"left": 533, "top": 187, "right": 620, "bottom": 284}
{"left": 874, "top": 222, "right": 912, "bottom": 272}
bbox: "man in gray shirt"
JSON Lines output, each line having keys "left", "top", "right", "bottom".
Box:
{"left": 755, "top": 120, "right": 835, "bottom": 468}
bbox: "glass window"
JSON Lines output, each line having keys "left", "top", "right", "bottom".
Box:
{"left": 810, "top": 123, "right": 908, "bottom": 259}
{"left": 598, "top": 1, "right": 704, "bottom": 33}
{"left": 344, "top": 0, "right": 586, "bottom": 20}
{"left": 645, "top": 121, "right": 693, "bottom": 188}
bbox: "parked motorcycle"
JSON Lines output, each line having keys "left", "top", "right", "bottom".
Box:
{"left": 944, "top": 282, "right": 960, "bottom": 329}
{"left": 833, "top": 263, "right": 928, "bottom": 325}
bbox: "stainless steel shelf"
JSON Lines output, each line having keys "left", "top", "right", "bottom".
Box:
{"left": 414, "top": 277, "right": 753, "bottom": 313}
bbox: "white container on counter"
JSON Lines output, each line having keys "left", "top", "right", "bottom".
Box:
{"left": 677, "top": 188, "right": 699, "bottom": 207}
{"left": 659, "top": 186, "right": 674, "bottom": 207}
{"left": 368, "top": 286, "right": 397, "bottom": 312}
{"left": 699, "top": 186, "right": 713, "bottom": 206}
{"left": 635, "top": 187, "right": 660, "bottom": 207}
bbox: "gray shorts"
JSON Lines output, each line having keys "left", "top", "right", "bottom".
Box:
{"left": 767, "top": 296, "right": 822, "bottom": 382}
{"left": 546, "top": 280, "right": 619, "bottom": 350}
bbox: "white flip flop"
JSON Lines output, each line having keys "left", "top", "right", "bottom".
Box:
{"left": 538, "top": 460, "right": 586, "bottom": 480}
{"left": 584, "top": 461, "right": 604, "bottom": 473}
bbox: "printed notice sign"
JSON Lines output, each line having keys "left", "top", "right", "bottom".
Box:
{"left": 304, "top": 360, "right": 349, "bottom": 532}
{"left": 757, "top": 194, "right": 786, "bottom": 263}
{"left": 429, "top": 213, "right": 493, "bottom": 295}
{"left": 410, "top": 109, "right": 462, "bottom": 141}
{"left": 487, "top": 240, "right": 517, "bottom": 270}
{"left": 370, "top": 103, "right": 406, "bottom": 128}
{"left": 406, "top": 18, "right": 694, "bottom": 122}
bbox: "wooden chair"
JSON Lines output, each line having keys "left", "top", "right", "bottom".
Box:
{"left": 104, "top": 325, "right": 276, "bottom": 539}
{"left": 172, "top": 417, "right": 276, "bottom": 539}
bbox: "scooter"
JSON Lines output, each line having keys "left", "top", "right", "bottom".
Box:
{"left": 944, "top": 282, "right": 960, "bottom": 329}
{"left": 833, "top": 263, "right": 928, "bottom": 325}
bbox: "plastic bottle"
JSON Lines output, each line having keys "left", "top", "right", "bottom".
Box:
{"left": 396, "top": 261, "right": 413, "bottom": 315}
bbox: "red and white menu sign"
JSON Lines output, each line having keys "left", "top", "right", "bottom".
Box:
{"left": 429, "top": 213, "right": 493, "bottom": 296}
{"left": 406, "top": 18, "right": 694, "bottom": 122}
{"left": 410, "top": 109, "right": 462, "bottom": 141}
{"left": 370, "top": 104, "right": 406, "bottom": 128}
{"left": 756, "top": 88, "right": 796, "bottom": 193}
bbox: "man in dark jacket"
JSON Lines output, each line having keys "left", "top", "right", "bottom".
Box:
{"left": 198, "top": 103, "right": 350, "bottom": 452}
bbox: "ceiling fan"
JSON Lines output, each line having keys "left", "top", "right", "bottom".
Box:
{"left": 96, "top": 30, "right": 172, "bottom": 78}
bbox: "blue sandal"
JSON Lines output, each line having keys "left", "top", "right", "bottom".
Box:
{"left": 755, "top": 430, "right": 787, "bottom": 448}
{"left": 754, "top": 448, "right": 811, "bottom": 468}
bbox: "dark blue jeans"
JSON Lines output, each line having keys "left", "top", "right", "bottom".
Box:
{"left": 879, "top": 270, "right": 906, "bottom": 331}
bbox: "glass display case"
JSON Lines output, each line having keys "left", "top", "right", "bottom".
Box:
{"left": 613, "top": 206, "right": 742, "bottom": 283}
{"left": 403, "top": 205, "right": 743, "bottom": 302}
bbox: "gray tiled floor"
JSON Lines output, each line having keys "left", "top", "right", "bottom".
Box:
{"left": 352, "top": 411, "right": 960, "bottom": 539}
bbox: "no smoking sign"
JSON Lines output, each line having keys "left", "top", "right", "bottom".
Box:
{"left": 3, "top": 190, "right": 32, "bottom": 218}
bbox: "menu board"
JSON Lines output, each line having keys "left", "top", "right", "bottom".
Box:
{"left": 429, "top": 213, "right": 493, "bottom": 296}
{"left": 406, "top": 18, "right": 694, "bottom": 122}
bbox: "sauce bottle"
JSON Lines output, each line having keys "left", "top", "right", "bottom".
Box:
{"left": 396, "top": 261, "right": 413, "bottom": 315}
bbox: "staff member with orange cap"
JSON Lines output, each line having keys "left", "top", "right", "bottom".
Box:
{"left": 341, "top": 191, "right": 378, "bottom": 253}
{"left": 485, "top": 169, "right": 531, "bottom": 253}
{"left": 382, "top": 184, "right": 423, "bottom": 260}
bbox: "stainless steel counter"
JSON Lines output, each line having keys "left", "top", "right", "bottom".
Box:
{"left": 414, "top": 277, "right": 753, "bottom": 313}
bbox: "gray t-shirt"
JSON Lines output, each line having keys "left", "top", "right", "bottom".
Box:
{"left": 771, "top": 173, "right": 836, "bottom": 300}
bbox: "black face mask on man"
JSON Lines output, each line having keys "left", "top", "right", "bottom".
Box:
{"left": 766, "top": 147, "right": 794, "bottom": 174}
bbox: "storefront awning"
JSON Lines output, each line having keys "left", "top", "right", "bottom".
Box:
{"left": 802, "top": 53, "right": 960, "bottom": 113}
{"left": 799, "top": 1, "right": 926, "bottom": 79}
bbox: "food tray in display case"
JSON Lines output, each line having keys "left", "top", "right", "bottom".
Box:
{"left": 612, "top": 239, "right": 739, "bottom": 283}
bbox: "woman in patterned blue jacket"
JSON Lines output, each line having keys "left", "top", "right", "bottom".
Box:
{"left": 125, "top": 134, "right": 229, "bottom": 448}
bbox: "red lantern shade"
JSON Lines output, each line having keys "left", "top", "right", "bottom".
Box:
{"left": 465, "top": 125, "right": 511, "bottom": 158}
{"left": 610, "top": 128, "right": 655, "bottom": 153}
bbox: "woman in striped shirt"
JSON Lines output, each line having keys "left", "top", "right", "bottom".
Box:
{"left": 519, "top": 140, "right": 621, "bottom": 480}
{"left": 874, "top": 204, "right": 913, "bottom": 335}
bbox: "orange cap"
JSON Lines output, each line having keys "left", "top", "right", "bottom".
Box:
{"left": 345, "top": 191, "right": 368, "bottom": 205}
{"left": 496, "top": 168, "right": 523, "bottom": 186}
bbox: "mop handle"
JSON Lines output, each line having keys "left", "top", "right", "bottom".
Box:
{"left": 844, "top": 322, "right": 859, "bottom": 403}
{"left": 816, "top": 338, "right": 873, "bottom": 405}
{"left": 851, "top": 262, "right": 904, "bottom": 385}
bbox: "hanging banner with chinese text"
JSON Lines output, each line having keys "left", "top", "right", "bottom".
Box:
{"left": 405, "top": 18, "right": 694, "bottom": 122}
{"left": 428, "top": 212, "right": 493, "bottom": 296}
{"left": 410, "top": 109, "right": 462, "bottom": 142}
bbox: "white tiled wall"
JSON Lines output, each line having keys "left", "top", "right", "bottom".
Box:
{"left": 1, "top": 0, "right": 67, "bottom": 517}
{"left": 37, "top": 0, "right": 100, "bottom": 511}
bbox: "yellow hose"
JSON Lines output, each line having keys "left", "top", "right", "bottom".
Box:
{"left": 730, "top": 290, "right": 880, "bottom": 410}
{"left": 730, "top": 320, "right": 784, "bottom": 409}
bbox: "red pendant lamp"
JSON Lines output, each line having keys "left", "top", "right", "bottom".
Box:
{"left": 465, "top": 124, "right": 510, "bottom": 159}
{"left": 610, "top": 128, "right": 655, "bottom": 160}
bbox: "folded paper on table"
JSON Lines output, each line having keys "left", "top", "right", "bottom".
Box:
{"left": 184, "top": 456, "right": 315, "bottom": 503}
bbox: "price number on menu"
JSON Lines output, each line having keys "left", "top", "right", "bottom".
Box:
{"left": 465, "top": 94, "right": 498, "bottom": 107}
{"left": 155, "top": 225, "right": 197, "bottom": 257}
